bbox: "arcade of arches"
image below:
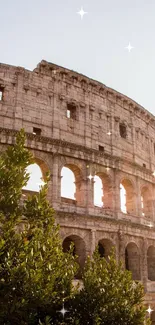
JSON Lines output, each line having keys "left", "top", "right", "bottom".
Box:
{"left": 22, "top": 160, "right": 155, "bottom": 320}
{"left": 23, "top": 163, "right": 153, "bottom": 219}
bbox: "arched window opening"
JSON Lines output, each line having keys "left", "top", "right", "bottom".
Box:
{"left": 119, "top": 123, "right": 127, "bottom": 139}
{"left": 125, "top": 243, "right": 141, "bottom": 280}
{"left": 23, "top": 163, "right": 43, "bottom": 192}
{"left": 98, "top": 239, "right": 114, "bottom": 261}
{"left": 94, "top": 175, "right": 103, "bottom": 207}
{"left": 61, "top": 167, "right": 76, "bottom": 200}
{"left": 120, "top": 184, "right": 127, "bottom": 213}
{"left": 63, "top": 235, "right": 86, "bottom": 279}
{"left": 98, "top": 242, "right": 105, "bottom": 258}
{"left": 94, "top": 173, "right": 113, "bottom": 209}
{"left": 141, "top": 196, "right": 145, "bottom": 216}
{"left": 63, "top": 237, "right": 76, "bottom": 256}
{"left": 120, "top": 179, "right": 135, "bottom": 215}
{"left": 147, "top": 246, "right": 155, "bottom": 281}
{"left": 141, "top": 187, "right": 152, "bottom": 218}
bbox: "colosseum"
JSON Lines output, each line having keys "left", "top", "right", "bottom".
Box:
{"left": 0, "top": 59, "right": 155, "bottom": 322}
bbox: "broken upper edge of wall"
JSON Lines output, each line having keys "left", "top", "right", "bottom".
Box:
{"left": 33, "top": 59, "right": 154, "bottom": 123}
{"left": 0, "top": 59, "right": 154, "bottom": 123}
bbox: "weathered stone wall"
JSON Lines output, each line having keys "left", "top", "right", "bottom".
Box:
{"left": 1, "top": 60, "right": 155, "bottom": 311}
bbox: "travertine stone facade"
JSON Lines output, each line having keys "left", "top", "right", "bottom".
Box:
{"left": 1, "top": 60, "right": 155, "bottom": 319}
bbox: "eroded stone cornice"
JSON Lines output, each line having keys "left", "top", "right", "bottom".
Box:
{"left": 34, "top": 60, "right": 155, "bottom": 126}
{"left": 55, "top": 210, "right": 155, "bottom": 234}
{"left": 0, "top": 127, "right": 154, "bottom": 182}
{"left": 0, "top": 60, "right": 154, "bottom": 127}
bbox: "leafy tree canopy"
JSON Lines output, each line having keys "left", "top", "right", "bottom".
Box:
{"left": 70, "top": 250, "right": 151, "bottom": 325}
{"left": 0, "top": 130, "right": 78, "bottom": 325}
{"left": 0, "top": 130, "right": 151, "bottom": 325}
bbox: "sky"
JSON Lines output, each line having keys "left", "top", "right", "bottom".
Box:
{"left": 1, "top": 0, "right": 155, "bottom": 200}
{"left": 0, "top": 0, "right": 155, "bottom": 115}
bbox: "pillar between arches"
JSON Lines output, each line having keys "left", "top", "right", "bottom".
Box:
{"left": 118, "top": 230, "right": 125, "bottom": 265}
{"left": 86, "top": 178, "right": 94, "bottom": 209}
{"left": 74, "top": 179, "right": 87, "bottom": 207}
{"left": 141, "top": 238, "right": 148, "bottom": 290}
{"left": 90, "top": 229, "right": 96, "bottom": 257}
{"left": 136, "top": 176, "right": 142, "bottom": 217}
{"left": 52, "top": 154, "right": 61, "bottom": 204}
{"left": 113, "top": 170, "right": 121, "bottom": 216}
{"left": 152, "top": 184, "right": 155, "bottom": 223}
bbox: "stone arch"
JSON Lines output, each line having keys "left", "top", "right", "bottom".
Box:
{"left": 22, "top": 158, "right": 49, "bottom": 193}
{"left": 94, "top": 172, "right": 113, "bottom": 209}
{"left": 61, "top": 163, "right": 83, "bottom": 205}
{"left": 120, "top": 178, "right": 136, "bottom": 214}
{"left": 62, "top": 234, "right": 86, "bottom": 278}
{"left": 59, "top": 156, "right": 84, "bottom": 177}
{"left": 61, "top": 166, "right": 76, "bottom": 200}
{"left": 125, "top": 242, "right": 141, "bottom": 280}
{"left": 98, "top": 238, "right": 114, "bottom": 260}
{"left": 147, "top": 246, "right": 155, "bottom": 281}
{"left": 34, "top": 157, "right": 50, "bottom": 181}
{"left": 141, "top": 185, "right": 152, "bottom": 218}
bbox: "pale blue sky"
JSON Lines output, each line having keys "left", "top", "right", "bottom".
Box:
{"left": 0, "top": 0, "right": 155, "bottom": 114}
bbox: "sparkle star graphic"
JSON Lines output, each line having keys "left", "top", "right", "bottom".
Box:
{"left": 147, "top": 306, "right": 153, "bottom": 314}
{"left": 59, "top": 304, "right": 68, "bottom": 318}
{"left": 125, "top": 42, "right": 134, "bottom": 52}
{"left": 77, "top": 7, "right": 87, "bottom": 20}
{"left": 88, "top": 174, "right": 93, "bottom": 180}
{"left": 152, "top": 171, "right": 155, "bottom": 177}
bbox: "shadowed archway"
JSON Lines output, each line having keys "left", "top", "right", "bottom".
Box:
{"left": 63, "top": 235, "right": 86, "bottom": 278}
{"left": 125, "top": 242, "right": 141, "bottom": 280}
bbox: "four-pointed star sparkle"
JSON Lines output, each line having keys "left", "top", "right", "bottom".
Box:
{"left": 125, "top": 42, "right": 134, "bottom": 52}
{"left": 147, "top": 306, "right": 153, "bottom": 314}
{"left": 77, "top": 7, "right": 87, "bottom": 19}
{"left": 88, "top": 174, "right": 93, "bottom": 180}
{"left": 59, "top": 304, "right": 68, "bottom": 318}
{"left": 77, "top": 9, "right": 135, "bottom": 57}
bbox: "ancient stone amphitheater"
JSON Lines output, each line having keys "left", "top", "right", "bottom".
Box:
{"left": 0, "top": 60, "right": 155, "bottom": 322}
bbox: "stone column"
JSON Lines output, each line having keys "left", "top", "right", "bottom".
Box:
{"left": 46, "top": 177, "right": 53, "bottom": 203}
{"left": 86, "top": 177, "right": 94, "bottom": 210}
{"left": 152, "top": 184, "right": 155, "bottom": 223}
{"left": 14, "top": 68, "right": 25, "bottom": 130}
{"left": 141, "top": 238, "right": 148, "bottom": 291}
{"left": 113, "top": 169, "right": 121, "bottom": 216}
{"left": 114, "top": 116, "right": 120, "bottom": 137}
{"left": 52, "top": 79, "right": 60, "bottom": 139}
{"left": 136, "top": 176, "right": 142, "bottom": 218}
{"left": 90, "top": 229, "right": 96, "bottom": 257}
{"left": 118, "top": 230, "right": 125, "bottom": 265}
{"left": 52, "top": 154, "right": 61, "bottom": 206}
{"left": 74, "top": 179, "right": 87, "bottom": 207}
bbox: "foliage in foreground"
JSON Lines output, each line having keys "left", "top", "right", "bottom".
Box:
{"left": 69, "top": 250, "right": 151, "bottom": 325}
{"left": 0, "top": 130, "right": 78, "bottom": 325}
{"left": 0, "top": 130, "right": 151, "bottom": 325}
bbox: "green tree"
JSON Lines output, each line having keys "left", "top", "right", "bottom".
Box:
{"left": 0, "top": 130, "right": 151, "bottom": 325}
{"left": 69, "top": 250, "right": 151, "bottom": 325}
{"left": 0, "top": 130, "right": 78, "bottom": 325}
